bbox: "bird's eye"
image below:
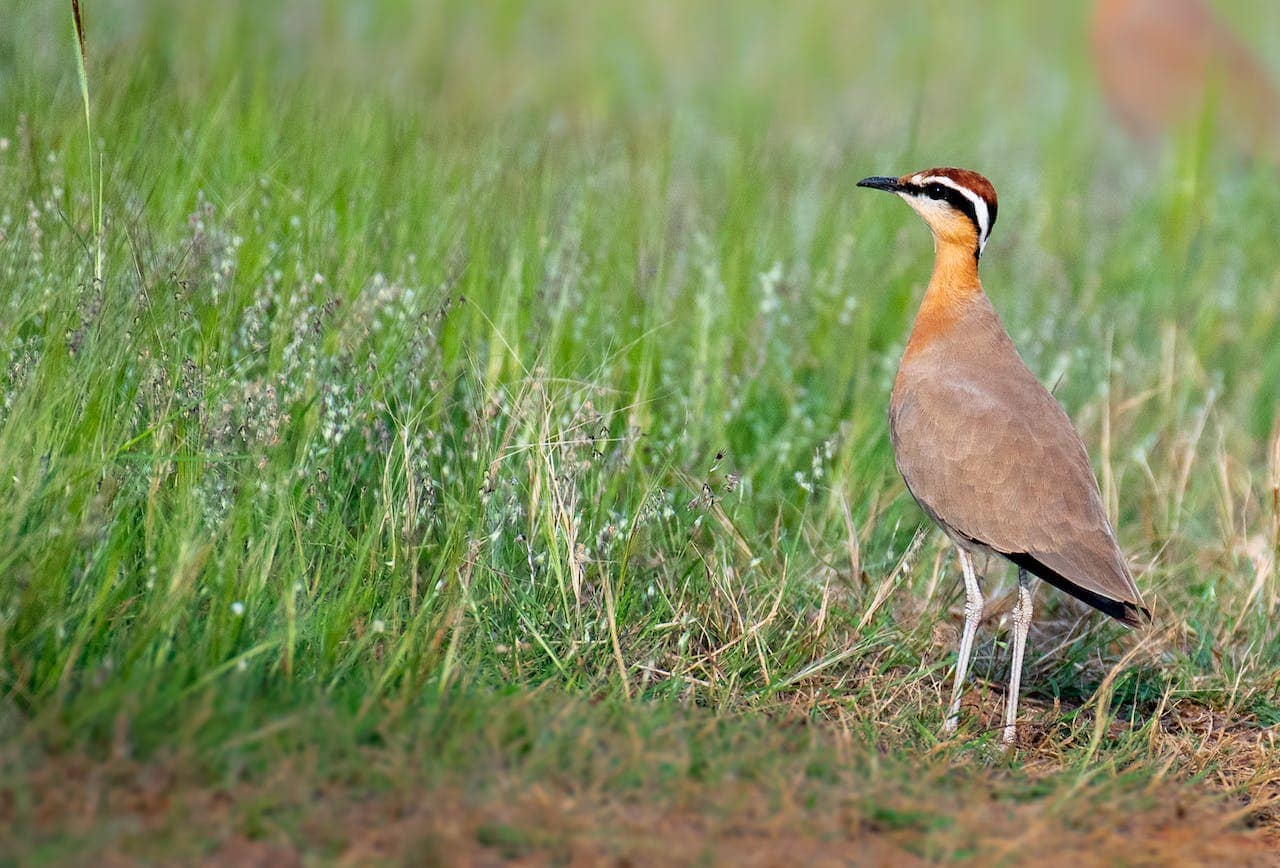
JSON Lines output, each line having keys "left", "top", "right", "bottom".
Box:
{"left": 925, "top": 183, "right": 946, "bottom": 198}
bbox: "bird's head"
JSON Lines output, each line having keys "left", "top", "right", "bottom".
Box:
{"left": 857, "top": 168, "right": 999, "bottom": 260}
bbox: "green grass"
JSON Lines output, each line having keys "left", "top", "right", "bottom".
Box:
{"left": 3, "top": 0, "right": 1280, "bottom": 861}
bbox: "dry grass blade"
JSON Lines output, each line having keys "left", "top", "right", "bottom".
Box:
{"left": 856, "top": 527, "right": 927, "bottom": 632}
{"left": 71, "top": 0, "right": 87, "bottom": 61}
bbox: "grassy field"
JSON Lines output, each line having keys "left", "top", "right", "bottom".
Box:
{"left": 3, "top": 0, "right": 1280, "bottom": 863}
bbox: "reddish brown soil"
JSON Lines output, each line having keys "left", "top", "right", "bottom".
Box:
{"left": 3, "top": 750, "right": 1278, "bottom": 867}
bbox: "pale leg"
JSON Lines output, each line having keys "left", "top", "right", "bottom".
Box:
{"left": 1002, "top": 568, "right": 1035, "bottom": 747}
{"left": 944, "top": 548, "right": 983, "bottom": 733}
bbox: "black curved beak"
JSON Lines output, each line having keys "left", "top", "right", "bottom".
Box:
{"left": 856, "top": 176, "right": 902, "bottom": 193}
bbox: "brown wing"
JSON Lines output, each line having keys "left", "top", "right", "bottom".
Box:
{"left": 889, "top": 298, "right": 1148, "bottom": 625}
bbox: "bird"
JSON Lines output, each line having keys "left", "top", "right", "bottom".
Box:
{"left": 1091, "top": 0, "right": 1280, "bottom": 159}
{"left": 857, "top": 167, "right": 1149, "bottom": 746}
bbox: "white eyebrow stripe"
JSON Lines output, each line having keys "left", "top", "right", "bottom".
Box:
{"left": 917, "top": 174, "right": 991, "bottom": 254}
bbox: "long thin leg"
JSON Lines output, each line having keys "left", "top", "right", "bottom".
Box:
{"left": 944, "top": 548, "right": 983, "bottom": 734}
{"left": 1002, "top": 568, "right": 1035, "bottom": 747}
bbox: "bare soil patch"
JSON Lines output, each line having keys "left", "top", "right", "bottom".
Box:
{"left": 4, "top": 742, "right": 1278, "bottom": 867}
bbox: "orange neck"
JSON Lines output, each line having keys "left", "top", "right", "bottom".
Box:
{"left": 903, "top": 239, "right": 983, "bottom": 358}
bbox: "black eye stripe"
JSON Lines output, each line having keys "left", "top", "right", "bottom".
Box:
{"left": 909, "top": 182, "right": 983, "bottom": 237}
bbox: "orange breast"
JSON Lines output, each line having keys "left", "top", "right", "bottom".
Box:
{"left": 902, "top": 244, "right": 982, "bottom": 361}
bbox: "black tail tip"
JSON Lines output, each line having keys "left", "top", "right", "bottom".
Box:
{"left": 1115, "top": 602, "right": 1152, "bottom": 629}
{"left": 1003, "top": 551, "right": 1150, "bottom": 628}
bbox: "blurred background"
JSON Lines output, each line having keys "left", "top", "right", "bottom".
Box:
{"left": 6, "top": 1, "right": 1279, "bottom": 432}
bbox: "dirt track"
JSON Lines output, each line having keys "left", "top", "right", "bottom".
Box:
{"left": 6, "top": 752, "right": 1278, "bottom": 867}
